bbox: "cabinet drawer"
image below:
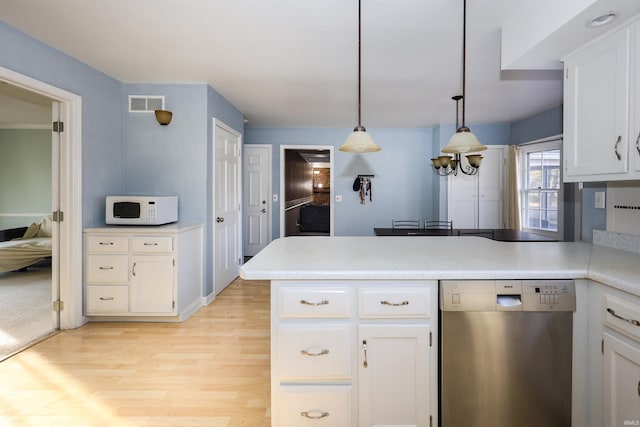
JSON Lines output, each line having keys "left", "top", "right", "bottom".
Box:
{"left": 130, "top": 236, "right": 173, "bottom": 253}
{"left": 359, "top": 287, "right": 431, "bottom": 318}
{"left": 86, "top": 285, "right": 128, "bottom": 312}
{"left": 86, "top": 255, "right": 129, "bottom": 283}
{"left": 278, "top": 323, "right": 351, "bottom": 380}
{"left": 86, "top": 235, "right": 128, "bottom": 252}
{"left": 278, "top": 286, "right": 351, "bottom": 318}
{"left": 278, "top": 384, "right": 352, "bottom": 427}
{"left": 604, "top": 294, "right": 640, "bottom": 342}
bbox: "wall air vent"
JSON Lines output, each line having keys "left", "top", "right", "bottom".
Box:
{"left": 128, "top": 95, "right": 165, "bottom": 113}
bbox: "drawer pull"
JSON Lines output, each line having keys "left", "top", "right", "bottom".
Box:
{"left": 99, "top": 266, "right": 114, "bottom": 270}
{"left": 143, "top": 242, "right": 159, "bottom": 246}
{"left": 636, "top": 132, "right": 640, "bottom": 156}
{"left": 300, "top": 349, "right": 329, "bottom": 357}
{"left": 363, "top": 339, "right": 368, "bottom": 368}
{"left": 300, "top": 411, "right": 329, "bottom": 420}
{"left": 607, "top": 308, "right": 640, "bottom": 327}
{"left": 99, "top": 297, "right": 115, "bottom": 301}
{"left": 614, "top": 135, "right": 622, "bottom": 161}
{"left": 300, "top": 299, "right": 329, "bottom": 306}
{"left": 380, "top": 300, "right": 409, "bottom": 306}
{"left": 99, "top": 241, "right": 114, "bottom": 246}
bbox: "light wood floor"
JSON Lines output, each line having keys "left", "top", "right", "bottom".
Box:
{"left": 0, "top": 278, "right": 271, "bottom": 427}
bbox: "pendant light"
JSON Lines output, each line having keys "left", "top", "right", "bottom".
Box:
{"left": 440, "top": 0, "right": 486, "bottom": 156}
{"left": 339, "top": 0, "right": 381, "bottom": 153}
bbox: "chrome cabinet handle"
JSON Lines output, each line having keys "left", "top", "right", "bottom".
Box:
{"left": 143, "top": 242, "right": 158, "bottom": 246}
{"left": 614, "top": 135, "right": 622, "bottom": 161}
{"left": 607, "top": 308, "right": 640, "bottom": 327}
{"left": 300, "top": 411, "right": 329, "bottom": 419}
{"left": 380, "top": 300, "right": 409, "bottom": 306}
{"left": 300, "top": 299, "right": 329, "bottom": 306}
{"left": 132, "top": 262, "right": 137, "bottom": 277}
{"left": 300, "top": 349, "right": 329, "bottom": 357}
{"left": 99, "top": 241, "right": 114, "bottom": 245}
{"left": 362, "top": 340, "right": 368, "bottom": 368}
{"left": 636, "top": 132, "right": 640, "bottom": 156}
{"left": 99, "top": 266, "right": 114, "bottom": 270}
{"left": 99, "top": 297, "right": 114, "bottom": 301}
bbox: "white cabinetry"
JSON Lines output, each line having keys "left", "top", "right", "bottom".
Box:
{"left": 603, "top": 292, "right": 640, "bottom": 427}
{"left": 448, "top": 146, "right": 506, "bottom": 229}
{"left": 563, "top": 19, "right": 640, "bottom": 182}
{"left": 270, "top": 280, "right": 437, "bottom": 427}
{"left": 84, "top": 224, "right": 203, "bottom": 320}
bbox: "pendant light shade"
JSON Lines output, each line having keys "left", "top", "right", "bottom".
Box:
{"left": 340, "top": 126, "right": 381, "bottom": 153}
{"left": 339, "top": 0, "right": 381, "bottom": 153}
{"left": 442, "top": 127, "right": 487, "bottom": 154}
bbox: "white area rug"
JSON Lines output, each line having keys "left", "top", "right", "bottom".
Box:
{"left": 0, "top": 261, "right": 54, "bottom": 360}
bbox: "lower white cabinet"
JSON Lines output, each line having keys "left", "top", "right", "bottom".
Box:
{"left": 270, "top": 280, "right": 437, "bottom": 427}
{"left": 603, "top": 332, "right": 640, "bottom": 427}
{"left": 84, "top": 224, "right": 203, "bottom": 320}
{"left": 603, "top": 291, "right": 640, "bottom": 427}
{"left": 358, "top": 324, "right": 430, "bottom": 427}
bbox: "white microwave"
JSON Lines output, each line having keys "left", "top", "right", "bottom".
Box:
{"left": 106, "top": 196, "right": 178, "bottom": 225}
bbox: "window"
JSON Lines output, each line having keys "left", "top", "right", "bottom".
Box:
{"left": 519, "top": 139, "right": 562, "bottom": 236}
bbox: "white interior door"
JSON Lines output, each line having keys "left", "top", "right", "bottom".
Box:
{"left": 478, "top": 147, "right": 506, "bottom": 229}
{"left": 243, "top": 145, "right": 271, "bottom": 256}
{"left": 213, "top": 120, "right": 242, "bottom": 295}
{"left": 448, "top": 170, "right": 478, "bottom": 228}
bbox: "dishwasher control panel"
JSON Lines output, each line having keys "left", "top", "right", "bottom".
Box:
{"left": 440, "top": 280, "right": 576, "bottom": 312}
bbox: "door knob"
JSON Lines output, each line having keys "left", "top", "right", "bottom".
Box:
{"left": 216, "top": 217, "right": 224, "bottom": 223}
{"left": 262, "top": 200, "right": 266, "bottom": 204}
{"left": 261, "top": 209, "right": 267, "bottom": 213}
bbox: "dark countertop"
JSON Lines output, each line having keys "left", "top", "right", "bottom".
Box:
{"left": 373, "top": 228, "right": 558, "bottom": 242}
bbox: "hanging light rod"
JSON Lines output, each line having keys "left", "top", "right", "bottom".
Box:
{"left": 339, "top": 0, "right": 381, "bottom": 153}
{"left": 431, "top": 0, "right": 486, "bottom": 176}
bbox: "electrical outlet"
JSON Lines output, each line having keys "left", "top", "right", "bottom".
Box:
{"left": 335, "top": 195, "right": 343, "bottom": 202}
{"left": 594, "top": 191, "right": 605, "bottom": 209}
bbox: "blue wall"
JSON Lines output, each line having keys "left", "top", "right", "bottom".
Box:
{"left": 0, "top": 21, "right": 124, "bottom": 227}
{"left": 510, "top": 106, "right": 563, "bottom": 145}
{"left": 245, "top": 123, "right": 513, "bottom": 237}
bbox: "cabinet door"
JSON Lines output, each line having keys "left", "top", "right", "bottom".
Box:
{"left": 603, "top": 332, "right": 640, "bottom": 427}
{"left": 358, "top": 324, "right": 430, "bottom": 427}
{"left": 564, "top": 28, "right": 630, "bottom": 180}
{"left": 130, "top": 255, "right": 174, "bottom": 313}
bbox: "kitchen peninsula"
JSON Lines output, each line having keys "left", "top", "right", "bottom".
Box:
{"left": 240, "top": 235, "right": 640, "bottom": 427}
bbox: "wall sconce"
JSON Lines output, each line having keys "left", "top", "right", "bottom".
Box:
{"left": 154, "top": 109, "right": 172, "bottom": 126}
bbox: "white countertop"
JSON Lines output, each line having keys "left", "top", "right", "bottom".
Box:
{"left": 84, "top": 223, "right": 203, "bottom": 234}
{"left": 240, "top": 236, "right": 640, "bottom": 297}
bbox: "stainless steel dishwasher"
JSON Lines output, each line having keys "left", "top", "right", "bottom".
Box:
{"left": 440, "top": 279, "right": 576, "bottom": 427}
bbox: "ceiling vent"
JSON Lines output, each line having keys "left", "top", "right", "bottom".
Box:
{"left": 129, "top": 95, "right": 165, "bottom": 113}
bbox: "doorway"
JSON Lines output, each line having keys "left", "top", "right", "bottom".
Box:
{"left": 243, "top": 145, "right": 272, "bottom": 257}
{"left": 0, "top": 81, "right": 56, "bottom": 359}
{"left": 280, "top": 145, "right": 334, "bottom": 238}
{"left": 0, "top": 66, "right": 83, "bottom": 336}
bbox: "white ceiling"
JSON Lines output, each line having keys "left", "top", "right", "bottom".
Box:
{"left": 0, "top": 0, "right": 631, "bottom": 128}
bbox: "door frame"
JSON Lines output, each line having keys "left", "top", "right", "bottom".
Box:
{"left": 279, "top": 145, "right": 334, "bottom": 238}
{"left": 243, "top": 144, "right": 272, "bottom": 255}
{"left": 0, "top": 66, "right": 83, "bottom": 329}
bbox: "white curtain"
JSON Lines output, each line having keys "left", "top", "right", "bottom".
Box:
{"left": 506, "top": 145, "right": 521, "bottom": 229}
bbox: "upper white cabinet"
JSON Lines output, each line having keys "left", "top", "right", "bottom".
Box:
{"left": 563, "top": 20, "right": 640, "bottom": 182}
